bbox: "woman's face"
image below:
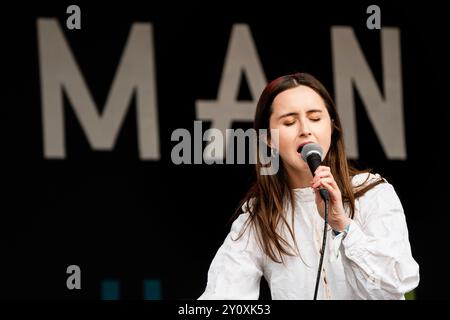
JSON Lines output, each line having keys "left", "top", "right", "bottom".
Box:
{"left": 269, "top": 85, "right": 332, "bottom": 175}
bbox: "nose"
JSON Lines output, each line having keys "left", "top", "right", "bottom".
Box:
{"left": 298, "top": 118, "right": 312, "bottom": 137}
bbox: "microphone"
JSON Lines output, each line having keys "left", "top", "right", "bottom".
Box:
{"left": 300, "top": 143, "right": 329, "bottom": 201}
{"left": 300, "top": 142, "right": 330, "bottom": 300}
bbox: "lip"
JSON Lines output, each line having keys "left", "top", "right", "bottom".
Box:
{"left": 297, "top": 141, "right": 314, "bottom": 154}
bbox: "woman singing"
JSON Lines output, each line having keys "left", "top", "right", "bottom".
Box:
{"left": 198, "top": 73, "right": 419, "bottom": 299}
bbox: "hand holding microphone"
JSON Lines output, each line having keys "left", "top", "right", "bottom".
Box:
{"left": 300, "top": 143, "right": 350, "bottom": 232}
{"left": 300, "top": 143, "right": 352, "bottom": 300}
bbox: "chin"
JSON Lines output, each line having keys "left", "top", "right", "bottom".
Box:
{"left": 287, "top": 158, "right": 309, "bottom": 172}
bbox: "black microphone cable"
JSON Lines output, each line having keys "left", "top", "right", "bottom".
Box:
{"left": 313, "top": 192, "right": 329, "bottom": 300}
{"left": 299, "top": 142, "right": 331, "bottom": 300}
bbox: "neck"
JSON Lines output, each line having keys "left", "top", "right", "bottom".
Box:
{"left": 285, "top": 165, "right": 314, "bottom": 189}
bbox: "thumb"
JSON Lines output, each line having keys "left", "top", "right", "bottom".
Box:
{"left": 314, "top": 187, "right": 323, "bottom": 204}
{"left": 314, "top": 188, "right": 325, "bottom": 215}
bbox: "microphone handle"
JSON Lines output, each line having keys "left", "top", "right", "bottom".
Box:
{"left": 306, "top": 154, "right": 330, "bottom": 201}
{"left": 319, "top": 187, "right": 329, "bottom": 201}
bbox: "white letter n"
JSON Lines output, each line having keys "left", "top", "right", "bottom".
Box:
{"left": 332, "top": 26, "right": 405, "bottom": 159}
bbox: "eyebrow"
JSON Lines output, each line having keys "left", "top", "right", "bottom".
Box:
{"left": 278, "top": 109, "right": 323, "bottom": 120}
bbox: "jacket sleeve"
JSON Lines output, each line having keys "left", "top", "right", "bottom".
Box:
{"left": 339, "top": 182, "right": 420, "bottom": 299}
{"left": 198, "top": 213, "right": 264, "bottom": 300}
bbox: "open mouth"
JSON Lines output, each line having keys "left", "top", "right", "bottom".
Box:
{"left": 297, "top": 142, "right": 312, "bottom": 155}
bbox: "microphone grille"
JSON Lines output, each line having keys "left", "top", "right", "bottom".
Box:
{"left": 300, "top": 143, "right": 323, "bottom": 161}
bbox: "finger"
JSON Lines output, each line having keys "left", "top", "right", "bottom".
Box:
{"left": 314, "top": 188, "right": 325, "bottom": 211}
{"left": 315, "top": 171, "right": 332, "bottom": 180}
{"left": 311, "top": 171, "right": 332, "bottom": 184}
{"left": 312, "top": 177, "right": 336, "bottom": 189}
{"left": 320, "top": 181, "right": 342, "bottom": 201}
{"left": 314, "top": 165, "right": 331, "bottom": 176}
{"left": 319, "top": 180, "right": 335, "bottom": 192}
{"left": 314, "top": 188, "right": 323, "bottom": 203}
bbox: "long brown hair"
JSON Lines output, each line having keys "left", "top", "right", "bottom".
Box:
{"left": 231, "top": 73, "right": 384, "bottom": 264}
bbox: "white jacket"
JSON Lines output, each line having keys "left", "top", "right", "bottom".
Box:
{"left": 198, "top": 173, "right": 420, "bottom": 300}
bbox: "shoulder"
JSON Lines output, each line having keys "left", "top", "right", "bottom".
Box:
{"left": 351, "top": 172, "right": 385, "bottom": 189}
{"left": 231, "top": 212, "right": 252, "bottom": 234}
{"left": 241, "top": 197, "right": 256, "bottom": 213}
{"left": 352, "top": 172, "right": 397, "bottom": 199}
{"left": 227, "top": 198, "right": 258, "bottom": 243}
{"left": 352, "top": 173, "right": 403, "bottom": 215}
{"left": 224, "top": 211, "right": 264, "bottom": 256}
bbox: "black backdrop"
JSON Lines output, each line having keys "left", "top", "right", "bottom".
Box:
{"left": 1, "top": 0, "right": 449, "bottom": 299}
